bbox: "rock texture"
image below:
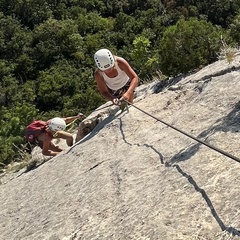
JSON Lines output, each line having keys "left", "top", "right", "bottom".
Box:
{"left": 1, "top": 55, "right": 240, "bottom": 240}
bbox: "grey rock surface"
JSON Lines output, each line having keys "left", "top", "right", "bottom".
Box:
{"left": 1, "top": 55, "right": 240, "bottom": 240}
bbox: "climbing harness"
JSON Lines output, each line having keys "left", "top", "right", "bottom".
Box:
{"left": 123, "top": 100, "right": 240, "bottom": 164}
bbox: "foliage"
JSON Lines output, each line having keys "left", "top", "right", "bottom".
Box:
{"left": 158, "top": 18, "right": 223, "bottom": 76}
{"left": 0, "top": 104, "right": 38, "bottom": 165}
{"left": 131, "top": 36, "right": 159, "bottom": 80}
{"left": 228, "top": 13, "right": 240, "bottom": 43}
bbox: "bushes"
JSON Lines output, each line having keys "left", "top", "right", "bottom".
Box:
{"left": 158, "top": 18, "right": 223, "bottom": 76}
{"left": 0, "top": 104, "right": 38, "bottom": 166}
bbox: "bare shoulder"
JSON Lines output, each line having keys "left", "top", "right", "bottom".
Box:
{"left": 94, "top": 68, "right": 103, "bottom": 78}
{"left": 116, "top": 56, "right": 131, "bottom": 71}
{"left": 38, "top": 131, "right": 52, "bottom": 142}
{"left": 116, "top": 56, "right": 129, "bottom": 65}
{"left": 116, "top": 56, "right": 138, "bottom": 79}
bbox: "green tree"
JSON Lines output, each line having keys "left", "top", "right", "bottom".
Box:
{"left": 0, "top": 60, "right": 18, "bottom": 108}
{"left": 0, "top": 12, "right": 33, "bottom": 82}
{"left": 131, "top": 36, "right": 159, "bottom": 80}
{"left": 0, "top": 103, "right": 38, "bottom": 166}
{"left": 229, "top": 13, "right": 240, "bottom": 43}
{"left": 159, "top": 18, "right": 222, "bottom": 76}
{"left": 36, "top": 60, "right": 85, "bottom": 111}
{"left": 0, "top": 13, "right": 30, "bottom": 59}
{"left": 32, "top": 18, "right": 83, "bottom": 69}
{"left": 0, "top": 0, "right": 52, "bottom": 29}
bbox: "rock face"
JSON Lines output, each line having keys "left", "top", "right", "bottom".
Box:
{"left": 1, "top": 55, "right": 240, "bottom": 240}
{"left": 75, "top": 103, "right": 119, "bottom": 142}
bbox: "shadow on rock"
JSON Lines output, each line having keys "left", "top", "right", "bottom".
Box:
{"left": 166, "top": 101, "right": 240, "bottom": 166}
{"left": 165, "top": 143, "right": 201, "bottom": 166}
{"left": 198, "top": 101, "right": 240, "bottom": 138}
{"left": 67, "top": 110, "right": 124, "bottom": 154}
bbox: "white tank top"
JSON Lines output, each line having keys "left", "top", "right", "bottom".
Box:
{"left": 101, "top": 63, "right": 129, "bottom": 90}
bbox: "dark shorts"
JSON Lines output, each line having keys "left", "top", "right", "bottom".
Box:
{"left": 108, "top": 81, "right": 131, "bottom": 98}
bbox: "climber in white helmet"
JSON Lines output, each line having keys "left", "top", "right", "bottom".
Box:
{"left": 26, "top": 114, "right": 85, "bottom": 156}
{"left": 94, "top": 48, "right": 139, "bottom": 105}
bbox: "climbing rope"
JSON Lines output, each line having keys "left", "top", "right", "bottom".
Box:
{"left": 93, "top": 103, "right": 114, "bottom": 111}
{"left": 124, "top": 100, "right": 240, "bottom": 164}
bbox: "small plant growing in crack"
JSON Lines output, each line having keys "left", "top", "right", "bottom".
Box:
{"left": 218, "top": 35, "right": 238, "bottom": 64}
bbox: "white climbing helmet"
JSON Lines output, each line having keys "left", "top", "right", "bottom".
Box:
{"left": 47, "top": 117, "right": 66, "bottom": 131}
{"left": 94, "top": 48, "right": 115, "bottom": 71}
